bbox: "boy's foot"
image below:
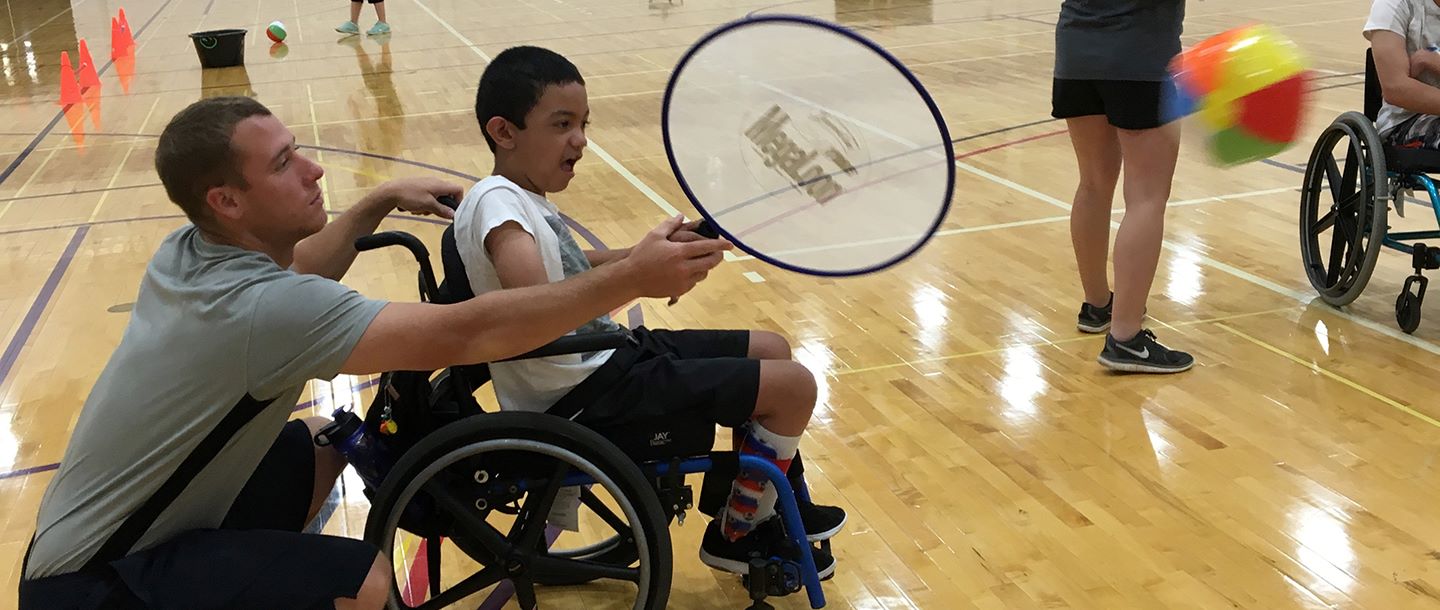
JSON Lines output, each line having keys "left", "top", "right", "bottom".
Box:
{"left": 367, "top": 22, "right": 391, "bottom": 35}
{"left": 335, "top": 21, "right": 360, "bottom": 35}
{"left": 798, "top": 500, "right": 846, "bottom": 542}
{"left": 699, "top": 518, "right": 836, "bottom": 578}
{"left": 1077, "top": 293, "right": 1113, "bottom": 334}
{"left": 1098, "top": 329, "right": 1194, "bottom": 374}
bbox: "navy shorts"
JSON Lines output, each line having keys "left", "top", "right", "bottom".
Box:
{"left": 19, "top": 421, "right": 379, "bottom": 610}
{"left": 549, "top": 327, "right": 761, "bottom": 429}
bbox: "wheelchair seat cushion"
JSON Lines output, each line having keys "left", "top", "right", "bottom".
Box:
{"left": 591, "top": 413, "right": 718, "bottom": 462}
{"left": 1385, "top": 145, "right": 1440, "bottom": 175}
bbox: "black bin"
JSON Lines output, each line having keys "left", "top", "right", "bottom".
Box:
{"left": 189, "top": 29, "right": 246, "bottom": 69}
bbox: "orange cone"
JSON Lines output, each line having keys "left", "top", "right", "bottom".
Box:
{"left": 110, "top": 17, "right": 121, "bottom": 59}
{"left": 77, "top": 39, "right": 101, "bottom": 89}
{"left": 118, "top": 9, "right": 134, "bottom": 49}
{"left": 57, "top": 51, "right": 81, "bottom": 106}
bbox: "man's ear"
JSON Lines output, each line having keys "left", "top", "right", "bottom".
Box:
{"left": 487, "top": 116, "right": 519, "bottom": 150}
{"left": 205, "top": 185, "right": 243, "bottom": 222}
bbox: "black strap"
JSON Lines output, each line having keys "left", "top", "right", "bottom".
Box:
{"left": 85, "top": 394, "right": 275, "bottom": 569}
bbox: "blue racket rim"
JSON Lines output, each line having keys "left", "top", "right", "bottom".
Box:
{"left": 660, "top": 13, "right": 956, "bottom": 277}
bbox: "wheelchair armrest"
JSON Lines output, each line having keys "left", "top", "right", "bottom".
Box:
{"left": 499, "top": 331, "right": 635, "bottom": 362}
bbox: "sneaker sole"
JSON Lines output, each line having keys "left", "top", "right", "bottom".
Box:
{"left": 806, "top": 514, "right": 847, "bottom": 542}
{"left": 699, "top": 549, "right": 838, "bottom": 580}
{"left": 1077, "top": 320, "right": 1110, "bottom": 334}
{"left": 1097, "top": 354, "right": 1194, "bottom": 374}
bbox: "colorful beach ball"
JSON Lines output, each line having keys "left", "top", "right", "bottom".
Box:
{"left": 1167, "top": 23, "right": 1310, "bottom": 166}
{"left": 266, "top": 20, "right": 288, "bottom": 43}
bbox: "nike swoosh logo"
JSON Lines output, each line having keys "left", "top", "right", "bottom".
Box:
{"left": 1117, "top": 343, "right": 1149, "bottom": 359}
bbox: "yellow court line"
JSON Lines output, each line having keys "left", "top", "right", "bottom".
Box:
{"left": 0, "top": 148, "right": 61, "bottom": 224}
{"left": 1214, "top": 322, "right": 1440, "bottom": 430}
{"left": 89, "top": 99, "right": 162, "bottom": 223}
{"left": 306, "top": 84, "right": 333, "bottom": 213}
{"left": 832, "top": 307, "right": 1297, "bottom": 377}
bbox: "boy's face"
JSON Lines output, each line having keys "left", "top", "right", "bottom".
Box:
{"left": 512, "top": 82, "right": 589, "bottom": 194}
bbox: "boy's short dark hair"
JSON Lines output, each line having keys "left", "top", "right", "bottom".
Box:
{"left": 154, "top": 96, "right": 272, "bottom": 225}
{"left": 474, "top": 46, "right": 585, "bottom": 152}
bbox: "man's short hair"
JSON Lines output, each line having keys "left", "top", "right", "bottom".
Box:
{"left": 474, "top": 46, "right": 585, "bottom": 152}
{"left": 154, "top": 96, "right": 273, "bottom": 225}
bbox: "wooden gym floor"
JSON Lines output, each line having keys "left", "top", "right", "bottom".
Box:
{"left": 3, "top": 0, "right": 1440, "bottom": 607}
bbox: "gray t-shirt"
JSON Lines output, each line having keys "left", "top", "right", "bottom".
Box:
{"left": 25, "top": 225, "right": 387, "bottom": 578}
{"left": 1054, "top": 0, "right": 1186, "bottom": 81}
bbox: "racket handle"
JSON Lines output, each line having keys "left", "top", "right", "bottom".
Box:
{"left": 694, "top": 219, "right": 720, "bottom": 239}
{"left": 437, "top": 194, "right": 459, "bottom": 210}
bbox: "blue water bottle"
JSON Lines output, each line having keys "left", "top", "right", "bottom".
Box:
{"left": 315, "top": 408, "right": 391, "bottom": 491}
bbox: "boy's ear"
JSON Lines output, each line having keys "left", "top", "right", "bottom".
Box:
{"left": 486, "top": 117, "right": 518, "bottom": 150}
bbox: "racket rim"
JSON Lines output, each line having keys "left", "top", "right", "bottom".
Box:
{"left": 659, "top": 12, "right": 957, "bottom": 277}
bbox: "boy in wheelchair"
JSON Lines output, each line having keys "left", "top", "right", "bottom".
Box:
{"left": 452, "top": 45, "right": 847, "bottom": 577}
{"left": 1367, "top": 0, "right": 1440, "bottom": 149}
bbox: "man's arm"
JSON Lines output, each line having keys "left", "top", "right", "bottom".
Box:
{"left": 583, "top": 248, "right": 631, "bottom": 267}
{"left": 292, "top": 178, "right": 461, "bottom": 280}
{"left": 340, "top": 215, "right": 731, "bottom": 373}
{"left": 1372, "top": 30, "right": 1440, "bottom": 116}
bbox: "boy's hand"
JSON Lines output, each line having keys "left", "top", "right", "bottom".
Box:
{"left": 381, "top": 177, "right": 464, "bottom": 220}
{"left": 621, "top": 215, "right": 731, "bottom": 299}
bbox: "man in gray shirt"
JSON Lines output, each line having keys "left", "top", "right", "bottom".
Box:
{"left": 19, "top": 96, "right": 730, "bottom": 609}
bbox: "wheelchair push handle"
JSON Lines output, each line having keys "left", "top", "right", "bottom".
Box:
{"left": 352, "top": 195, "right": 460, "bottom": 253}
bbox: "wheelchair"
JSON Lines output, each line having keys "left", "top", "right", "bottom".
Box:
{"left": 1300, "top": 49, "right": 1440, "bottom": 333}
{"left": 317, "top": 208, "right": 831, "bottom": 609}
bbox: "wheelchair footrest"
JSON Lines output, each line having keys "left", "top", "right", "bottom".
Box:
{"left": 743, "top": 555, "right": 803, "bottom": 605}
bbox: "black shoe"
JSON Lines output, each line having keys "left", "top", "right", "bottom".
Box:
{"left": 699, "top": 518, "right": 837, "bottom": 578}
{"left": 1077, "top": 293, "right": 1113, "bottom": 334}
{"left": 1098, "top": 329, "right": 1194, "bottom": 374}
{"left": 798, "top": 500, "right": 846, "bottom": 542}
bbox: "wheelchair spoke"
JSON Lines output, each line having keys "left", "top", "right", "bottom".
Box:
{"left": 581, "top": 486, "right": 634, "bottom": 537}
{"left": 417, "top": 565, "right": 506, "bottom": 610}
{"left": 1312, "top": 209, "right": 1337, "bottom": 236}
{"left": 530, "top": 554, "right": 642, "bottom": 583}
{"left": 423, "top": 481, "right": 512, "bottom": 562}
{"left": 510, "top": 459, "right": 571, "bottom": 550}
{"left": 1340, "top": 148, "right": 1360, "bottom": 198}
{"left": 514, "top": 575, "right": 539, "bottom": 610}
{"left": 427, "top": 536, "right": 442, "bottom": 599}
{"left": 1323, "top": 154, "right": 1345, "bottom": 203}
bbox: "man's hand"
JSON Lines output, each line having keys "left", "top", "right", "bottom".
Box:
{"left": 619, "top": 215, "right": 731, "bottom": 299}
{"left": 378, "top": 177, "right": 464, "bottom": 219}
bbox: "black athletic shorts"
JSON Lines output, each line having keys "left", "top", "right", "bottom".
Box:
{"left": 1051, "top": 78, "right": 1169, "bottom": 130}
{"left": 18, "top": 420, "right": 379, "bottom": 610}
{"left": 549, "top": 327, "right": 761, "bottom": 429}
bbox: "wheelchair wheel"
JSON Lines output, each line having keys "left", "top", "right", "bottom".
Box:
{"left": 1300, "top": 111, "right": 1389, "bottom": 307}
{"left": 364, "top": 411, "right": 672, "bottom": 610}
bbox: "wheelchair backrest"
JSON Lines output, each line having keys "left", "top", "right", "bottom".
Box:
{"left": 438, "top": 225, "right": 476, "bottom": 303}
{"left": 1365, "top": 48, "right": 1382, "bottom": 122}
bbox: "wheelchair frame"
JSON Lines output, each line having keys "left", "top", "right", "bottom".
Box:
{"left": 339, "top": 225, "right": 830, "bottom": 609}
{"left": 1299, "top": 50, "right": 1440, "bottom": 332}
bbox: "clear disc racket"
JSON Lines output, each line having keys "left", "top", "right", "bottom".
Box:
{"left": 663, "top": 14, "right": 955, "bottom": 276}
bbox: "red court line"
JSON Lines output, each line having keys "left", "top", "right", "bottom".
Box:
{"left": 954, "top": 129, "right": 1068, "bottom": 160}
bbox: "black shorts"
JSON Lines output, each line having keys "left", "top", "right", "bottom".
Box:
{"left": 19, "top": 421, "right": 379, "bottom": 610}
{"left": 549, "top": 327, "right": 761, "bottom": 429}
{"left": 1051, "top": 78, "right": 1169, "bottom": 130}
